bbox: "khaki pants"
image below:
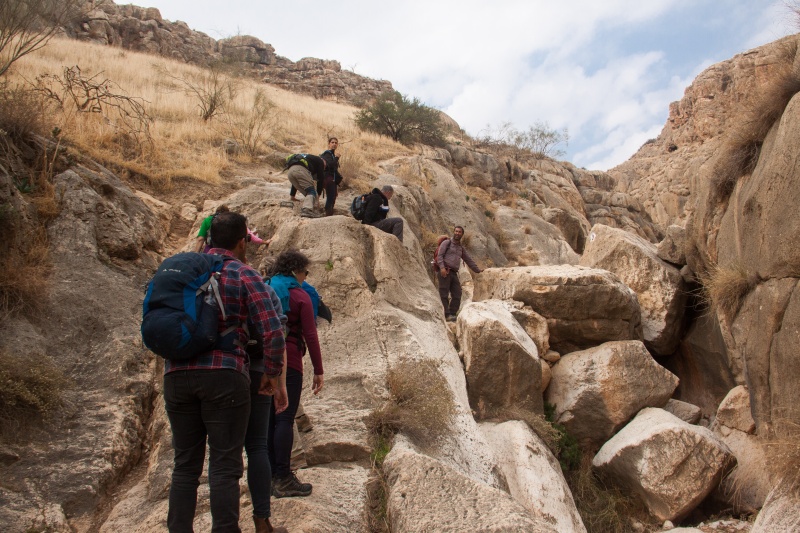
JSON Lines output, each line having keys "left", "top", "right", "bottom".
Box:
{"left": 287, "top": 166, "right": 318, "bottom": 211}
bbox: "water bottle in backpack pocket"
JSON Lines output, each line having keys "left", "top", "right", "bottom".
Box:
{"left": 141, "top": 252, "right": 232, "bottom": 360}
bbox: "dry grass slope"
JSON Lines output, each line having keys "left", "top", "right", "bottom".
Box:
{"left": 11, "top": 37, "right": 411, "bottom": 187}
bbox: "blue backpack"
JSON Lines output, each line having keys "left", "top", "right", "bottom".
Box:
{"left": 141, "top": 252, "right": 237, "bottom": 360}
{"left": 350, "top": 192, "right": 370, "bottom": 221}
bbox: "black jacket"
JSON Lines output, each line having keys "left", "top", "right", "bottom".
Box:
{"left": 320, "top": 149, "right": 344, "bottom": 185}
{"left": 362, "top": 188, "right": 389, "bottom": 224}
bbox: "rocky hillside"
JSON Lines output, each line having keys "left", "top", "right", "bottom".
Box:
{"left": 63, "top": 2, "right": 392, "bottom": 104}
{"left": 0, "top": 4, "right": 799, "bottom": 533}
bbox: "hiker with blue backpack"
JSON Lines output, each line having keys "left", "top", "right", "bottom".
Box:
{"left": 286, "top": 153, "right": 326, "bottom": 218}
{"left": 319, "top": 137, "right": 345, "bottom": 216}
{"left": 266, "top": 250, "right": 325, "bottom": 498}
{"left": 145, "top": 211, "right": 289, "bottom": 533}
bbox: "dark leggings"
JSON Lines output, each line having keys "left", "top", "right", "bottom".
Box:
{"left": 245, "top": 371, "right": 273, "bottom": 519}
{"left": 268, "top": 367, "right": 303, "bottom": 478}
{"left": 323, "top": 176, "right": 338, "bottom": 215}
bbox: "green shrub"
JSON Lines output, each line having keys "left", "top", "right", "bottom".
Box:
{"left": 354, "top": 91, "right": 445, "bottom": 147}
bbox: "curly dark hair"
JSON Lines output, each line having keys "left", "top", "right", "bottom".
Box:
{"left": 271, "top": 249, "right": 310, "bottom": 276}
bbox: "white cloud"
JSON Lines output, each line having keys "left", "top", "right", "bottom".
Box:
{"left": 141, "top": 1, "right": 795, "bottom": 170}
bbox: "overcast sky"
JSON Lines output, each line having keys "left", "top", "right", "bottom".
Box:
{"left": 141, "top": 1, "right": 795, "bottom": 171}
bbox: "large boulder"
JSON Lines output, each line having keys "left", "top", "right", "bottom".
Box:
{"left": 593, "top": 408, "right": 735, "bottom": 522}
{"left": 545, "top": 341, "right": 679, "bottom": 448}
{"left": 383, "top": 441, "right": 559, "bottom": 533}
{"left": 579, "top": 224, "right": 687, "bottom": 355}
{"left": 456, "top": 301, "right": 543, "bottom": 419}
{"left": 752, "top": 484, "right": 800, "bottom": 533}
{"left": 662, "top": 310, "right": 743, "bottom": 419}
{"left": 480, "top": 421, "right": 587, "bottom": 533}
{"left": 710, "top": 386, "right": 771, "bottom": 513}
{"left": 473, "top": 266, "right": 643, "bottom": 354}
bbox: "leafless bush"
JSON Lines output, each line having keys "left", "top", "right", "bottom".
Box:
{"left": 156, "top": 62, "right": 238, "bottom": 121}
{"left": 222, "top": 89, "right": 276, "bottom": 156}
{"left": 476, "top": 121, "right": 569, "bottom": 160}
{"left": 34, "top": 65, "right": 153, "bottom": 149}
{"left": 0, "top": 0, "right": 88, "bottom": 78}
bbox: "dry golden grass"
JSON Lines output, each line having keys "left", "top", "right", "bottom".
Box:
{"left": 0, "top": 223, "right": 51, "bottom": 319}
{"left": 699, "top": 262, "right": 759, "bottom": 321}
{"left": 365, "top": 359, "right": 456, "bottom": 449}
{"left": 10, "top": 37, "right": 410, "bottom": 187}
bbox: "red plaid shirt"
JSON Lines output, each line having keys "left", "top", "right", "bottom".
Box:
{"left": 165, "top": 249, "right": 285, "bottom": 378}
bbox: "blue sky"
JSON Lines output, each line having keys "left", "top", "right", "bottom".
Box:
{"left": 141, "top": 1, "right": 795, "bottom": 170}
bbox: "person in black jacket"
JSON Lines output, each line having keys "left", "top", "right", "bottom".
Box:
{"left": 287, "top": 154, "right": 326, "bottom": 218}
{"left": 319, "top": 137, "right": 344, "bottom": 216}
{"left": 362, "top": 185, "right": 403, "bottom": 242}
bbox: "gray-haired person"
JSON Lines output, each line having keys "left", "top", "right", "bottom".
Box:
{"left": 361, "top": 185, "right": 404, "bottom": 242}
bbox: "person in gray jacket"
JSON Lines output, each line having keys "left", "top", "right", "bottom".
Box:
{"left": 436, "top": 225, "right": 483, "bottom": 321}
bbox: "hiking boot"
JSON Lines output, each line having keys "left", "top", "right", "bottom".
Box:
{"left": 446, "top": 315, "right": 457, "bottom": 322}
{"left": 300, "top": 208, "right": 322, "bottom": 218}
{"left": 253, "top": 516, "right": 288, "bottom": 533}
{"left": 272, "top": 472, "right": 312, "bottom": 498}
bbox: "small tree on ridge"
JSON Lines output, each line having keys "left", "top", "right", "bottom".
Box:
{"left": 354, "top": 90, "right": 445, "bottom": 146}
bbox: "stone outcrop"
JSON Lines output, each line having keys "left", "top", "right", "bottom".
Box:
{"left": 545, "top": 341, "right": 679, "bottom": 448}
{"left": 593, "top": 408, "right": 735, "bottom": 522}
{"left": 663, "top": 399, "right": 702, "bottom": 425}
{"left": 456, "top": 300, "right": 543, "bottom": 418}
{"left": 473, "top": 266, "right": 643, "bottom": 353}
{"left": 383, "top": 441, "right": 559, "bottom": 533}
{"left": 579, "top": 223, "right": 687, "bottom": 355}
{"left": 751, "top": 484, "right": 800, "bottom": 533}
{"left": 710, "top": 386, "right": 771, "bottom": 513}
{"left": 480, "top": 421, "right": 587, "bottom": 533}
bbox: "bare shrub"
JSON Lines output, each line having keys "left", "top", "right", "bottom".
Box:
{"left": 34, "top": 65, "right": 153, "bottom": 150}
{"left": 222, "top": 88, "right": 276, "bottom": 157}
{"left": 0, "top": 348, "right": 68, "bottom": 440}
{"left": 156, "top": 62, "right": 238, "bottom": 122}
{"left": 476, "top": 121, "right": 569, "bottom": 160}
{"left": 365, "top": 359, "right": 456, "bottom": 448}
{"left": 0, "top": 0, "right": 86, "bottom": 77}
{"left": 700, "top": 262, "right": 759, "bottom": 320}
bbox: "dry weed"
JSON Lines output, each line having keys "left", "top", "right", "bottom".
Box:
{"left": 365, "top": 359, "right": 456, "bottom": 449}
{"left": 0, "top": 225, "right": 51, "bottom": 318}
{"left": 699, "top": 262, "right": 759, "bottom": 321}
{"left": 0, "top": 349, "right": 68, "bottom": 441}
{"left": 566, "top": 455, "right": 654, "bottom": 533}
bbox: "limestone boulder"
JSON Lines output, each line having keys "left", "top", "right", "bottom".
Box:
{"left": 480, "top": 421, "right": 587, "bottom": 533}
{"left": 663, "top": 399, "right": 702, "bottom": 425}
{"left": 710, "top": 386, "right": 771, "bottom": 513}
{"left": 593, "top": 408, "right": 735, "bottom": 522}
{"left": 731, "top": 278, "right": 800, "bottom": 432}
{"left": 545, "top": 341, "right": 679, "bottom": 448}
{"left": 456, "top": 300, "right": 543, "bottom": 418}
{"left": 473, "top": 266, "right": 643, "bottom": 353}
{"left": 383, "top": 442, "right": 559, "bottom": 533}
{"left": 580, "top": 224, "right": 687, "bottom": 355}
{"left": 507, "top": 303, "right": 550, "bottom": 358}
{"left": 495, "top": 205, "right": 581, "bottom": 265}
{"left": 752, "top": 484, "right": 800, "bottom": 533}
{"left": 657, "top": 224, "right": 687, "bottom": 265}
